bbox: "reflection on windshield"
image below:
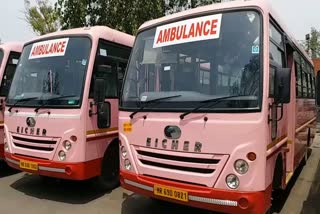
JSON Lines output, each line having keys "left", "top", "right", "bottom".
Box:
{"left": 121, "top": 11, "right": 261, "bottom": 111}
{"left": 7, "top": 37, "right": 91, "bottom": 107}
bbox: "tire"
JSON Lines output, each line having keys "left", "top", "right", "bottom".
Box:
{"left": 301, "top": 149, "right": 308, "bottom": 166}
{"left": 302, "top": 133, "right": 312, "bottom": 166}
{"left": 266, "top": 208, "right": 279, "bottom": 214}
{"left": 0, "top": 161, "right": 6, "bottom": 169}
{"left": 95, "top": 142, "right": 120, "bottom": 190}
{"left": 270, "top": 189, "right": 284, "bottom": 213}
{"left": 269, "top": 156, "right": 284, "bottom": 213}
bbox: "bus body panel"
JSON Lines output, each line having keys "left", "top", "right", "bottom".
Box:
{"left": 294, "top": 99, "right": 316, "bottom": 168}
{"left": 119, "top": 1, "right": 316, "bottom": 213}
{"left": 4, "top": 26, "right": 134, "bottom": 180}
{"left": 0, "top": 42, "right": 23, "bottom": 159}
{"left": 4, "top": 109, "right": 85, "bottom": 162}
{"left": 120, "top": 111, "right": 267, "bottom": 191}
{"left": 85, "top": 98, "right": 119, "bottom": 161}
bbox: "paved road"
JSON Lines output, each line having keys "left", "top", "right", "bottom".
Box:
{"left": 2, "top": 135, "right": 320, "bottom": 214}
{"left": 0, "top": 163, "right": 211, "bottom": 214}
{"left": 300, "top": 138, "right": 320, "bottom": 214}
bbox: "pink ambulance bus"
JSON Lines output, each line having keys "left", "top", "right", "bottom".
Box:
{"left": 0, "top": 42, "right": 23, "bottom": 160}
{"left": 119, "top": 1, "right": 316, "bottom": 213}
{"left": 4, "top": 26, "right": 134, "bottom": 189}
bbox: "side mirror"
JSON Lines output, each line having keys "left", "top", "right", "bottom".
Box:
{"left": 274, "top": 67, "right": 291, "bottom": 104}
{"left": 94, "top": 78, "right": 106, "bottom": 104}
{"left": 97, "top": 102, "right": 110, "bottom": 128}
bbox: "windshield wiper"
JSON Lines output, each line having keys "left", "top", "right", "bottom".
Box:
{"left": 179, "top": 95, "right": 246, "bottom": 120}
{"left": 34, "top": 95, "right": 77, "bottom": 113}
{"left": 8, "top": 97, "right": 39, "bottom": 112}
{"left": 129, "top": 95, "right": 182, "bottom": 119}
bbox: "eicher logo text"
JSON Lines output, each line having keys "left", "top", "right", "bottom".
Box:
{"left": 146, "top": 138, "right": 202, "bottom": 153}
{"left": 17, "top": 127, "right": 47, "bottom": 136}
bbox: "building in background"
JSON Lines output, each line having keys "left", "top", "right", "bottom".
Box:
{"left": 313, "top": 58, "right": 320, "bottom": 76}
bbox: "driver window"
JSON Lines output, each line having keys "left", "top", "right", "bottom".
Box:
{"left": 269, "top": 22, "right": 285, "bottom": 97}
{"left": 0, "top": 52, "right": 21, "bottom": 97}
{"left": 89, "top": 40, "right": 131, "bottom": 98}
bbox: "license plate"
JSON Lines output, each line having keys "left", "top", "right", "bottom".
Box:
{"left": 19, "top": 160, "right": 38, "bottom": 171}
{"left": 154, "top": 184, "right": 188, "bottom": 202}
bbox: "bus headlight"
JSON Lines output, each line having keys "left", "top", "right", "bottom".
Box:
{"left": 58, "top": 150, "right": 66, "bottom": 161}
{"left": 121, "top": 146, "right": 127, "bottom": 158}
{"left": 226, "top": 174, "right": 239, "bottom": 189}
{"left": 4, "top": 143, "right": 9, "bottom": 152}
{"left": 63, "top": 140, "right": 72, "bottom": 151}
{"left": 124, "top": 159, "right": 131, "bottom": 170}
{"left": 234, "top": 159, "right": 249, "bottom": 174}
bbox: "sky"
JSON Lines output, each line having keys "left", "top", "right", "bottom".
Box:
{"left": 0, "top": 0, "right": 319, "bottom": 43}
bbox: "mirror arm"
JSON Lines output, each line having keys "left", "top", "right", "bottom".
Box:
{"left": 268, "top": 103, "right": 273, "bottom": 124}
{"left": 268, "top": 102, "right": 284, "bottom": 123}
{"left": 89, "top": 109, "right": 97, "bottom": 117}
{"left": 276, "top": 103, "right": 284, "bottom": 122}
{"left": 89, "top": 101, "right": 100, "bottom": 117}
{"left": 0, "top": 99, "right": 4, "bottom": 111}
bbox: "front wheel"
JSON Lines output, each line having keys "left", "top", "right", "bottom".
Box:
{"left": 95, "top": 142, "right": 120, "bottom": 190}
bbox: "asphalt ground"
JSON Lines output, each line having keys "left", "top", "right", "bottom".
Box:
{"left": 1, "top": 134, "right": 320, "bottom": 214}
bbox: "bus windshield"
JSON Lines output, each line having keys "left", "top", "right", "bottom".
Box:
{"left": 7, "top": 37, "right": 91, "bottom": 107}
{"left": 121, "top": 11, "right": 262, "bottom": 112}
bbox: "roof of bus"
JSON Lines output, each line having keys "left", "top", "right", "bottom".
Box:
{"left": 25, "top": 26, "right": 135, "bottom": 48}
{"left": 139, "top": 0, "right": 312, "bottom": 65}
{"left": 0, "top": 42, "right": 23, "bottom": 53}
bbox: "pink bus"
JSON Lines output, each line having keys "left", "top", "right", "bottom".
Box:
{"left": 119, "top": 1, "right": 316, "bottom": 213}
{"left": 4, "top": 26, "right": 134, "bottom": 189}
{"left": 0, "top": 42, "right": 23, "bottom": 160}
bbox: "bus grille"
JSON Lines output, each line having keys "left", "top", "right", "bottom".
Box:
{"left": 12, "top": 135, "right": 57, "bottom": 152}
{"left": 135, "top": 148, "right": 227, "bottom": 175}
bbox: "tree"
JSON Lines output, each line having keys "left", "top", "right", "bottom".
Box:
{"left": 55, "top": 0, "right": 218, "bottom": 35}
{"left": 55, "top": 0, "right": 165, "bottom": 35}
{"left": 165, "top": 0, "right": 219, "bottom": 14}
{"left": 55, "top": 0, "right": 89, "bottom": 30}
{"left": 303, "top": 28, "right": 320, "bottom": 58}
{"left": 309, "top": 28, "right": 320, "bottom": 58}
{"left": 24, "top": 0, "right": 59, "bottom": 35}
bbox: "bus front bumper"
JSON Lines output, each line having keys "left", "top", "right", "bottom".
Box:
{"left": 5, "top": 152, "right": 101, "bottom": 180}
{"left": 121, "top": 170, "right": 271, "bottom": 214}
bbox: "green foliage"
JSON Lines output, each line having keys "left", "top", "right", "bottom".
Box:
{"left": 24, "top": 0, "right": 59, "bottom": 35}
{"left": 55, "top": 0, "right": 88, "bottom": 30}
{"left": 55, "top": 0, "right": 218, "bottom": 35}
{"left": 309, "top": 28, "right": 320, "bottom": 58}
{"left": 166, "top": 0, "right": 218, "bottom": 14}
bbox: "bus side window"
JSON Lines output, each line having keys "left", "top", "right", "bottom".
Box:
{"left": 89, "top": 40, "right": 131, "bottom": 98}
{"left": 0, "top": 52, "right": 20, "bottom": 97}
{"left": 90, "top": 55, "right": 118, "bottom": 98}
{"left": 294, "top": 53, "right": 303, "bottom": 98}
{"left": 269, "top": 22, "right": 285, "bottom": 98}
{"left": 312, "top": 76, "right": 316, "bottom": 99}
{"left": 308, "top": 65, "right": 314, "bottom": 98}
{"left": 118, "top": 62, "right": 127, "bottom": 95}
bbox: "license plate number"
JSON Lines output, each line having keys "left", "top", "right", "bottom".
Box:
{"left": 154, "top": 184, "right": 188, "bottom": 202}
{"left": 19, "top": 160, "right": 38, "bottom": 171}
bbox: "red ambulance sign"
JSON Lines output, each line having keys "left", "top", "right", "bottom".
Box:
{"left": 29, "top": 38, "right": 69, "bottom": 59}
{"left": 153, "top": 14, "right": 222, "bottom": 48}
